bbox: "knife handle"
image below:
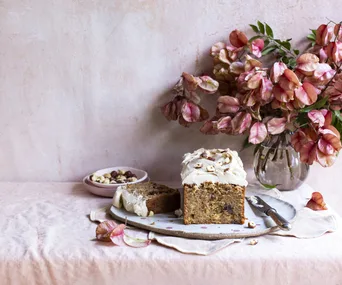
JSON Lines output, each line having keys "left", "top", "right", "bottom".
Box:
{"left": 267, "top": 209, "right": 292, "bottom": 231}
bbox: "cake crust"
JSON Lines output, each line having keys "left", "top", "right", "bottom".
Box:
{"left": 183, "top": 182, "right": 245, "bottom": 225}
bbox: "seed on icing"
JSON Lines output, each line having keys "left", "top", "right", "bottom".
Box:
{"left": 216, "top": 161, "right": 223, "bottom": 166}
{"left": 206, "top": 165, "right": 215, "bottom": 172}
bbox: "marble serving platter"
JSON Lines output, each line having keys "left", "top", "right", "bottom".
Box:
{"left": 110, "top": 191, "right": 297, "bottom": 240}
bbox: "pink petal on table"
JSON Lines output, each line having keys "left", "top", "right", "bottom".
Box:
{"left": 267, "top": 117, "right": 287, "bottom": 135}
{"left": 109, "top": 224, "right": 126, "bottom": 246}
{"left": 198, "top": 76, "right": 219, "bottom": 94}
{"left": 229, "top": 29, "right": 248, "bottom": 48}
{"left": 182, "top": 72, "right": 200, "bottom": 91}
{"left": 181, "top": 101, "right": 201, "bottom": 122}
{"left": 200, "top": 119, "right": 220, "bottom": 135}
{"left": 96, "top": 220, "right": 119, "bottom": 242}
{"left": 123, "top": 234, "right": 151, "bottom": 248}
{"left": 217, "top": 96, "right": 240, "bottom": 113}
{"left": 294, "top": 82, "right": 319, "bottom": 105}
{"left": 296, "top": 53, "right": 319, "bottom": 76}
{"left": 308, "top": 110, "right": 325, "bottom": 127}
{"left": 270, "top": 62, "right": 287, "bottom": 83}
{"left": 318, "top": 138, "right": 335, "bottom": 155}
{"left": 299, "top": 141, "right": 318, "bottom": 165}
{"left": 249, "top": 122, "right": 267, "bottom": 144}
{"left": 316, "top": 149, "right": 337, "bottom": 167}
{"left": 216, "top": 116, "right": 232, "bottom": 131}
{"left": 211, "top": 42, "right": 226, "bottom": 57}
{"left": 306, "top": 192, "right": 328, "bottom": 210}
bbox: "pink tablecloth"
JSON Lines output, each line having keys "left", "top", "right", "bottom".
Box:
{"left": 1, "top": 182, "right": 342, "bottom": 285}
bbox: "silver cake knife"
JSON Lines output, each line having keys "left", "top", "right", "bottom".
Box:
{"left": 246, "top": 196, "right": 292, "bottom": 231}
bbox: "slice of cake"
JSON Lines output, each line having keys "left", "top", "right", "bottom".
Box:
{"left": 181, "top": 148, "right": 248, "bottom": 225}
{"left": 112, "top": 182, "right": 181, "bottom": 217}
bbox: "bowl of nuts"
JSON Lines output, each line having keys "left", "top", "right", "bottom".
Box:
{"left": 87, "top": 167, "right": 148, "bottom": 189}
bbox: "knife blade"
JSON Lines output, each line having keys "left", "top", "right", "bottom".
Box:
{"left": 246, "top": 195, "right": 292, "bottom": 231}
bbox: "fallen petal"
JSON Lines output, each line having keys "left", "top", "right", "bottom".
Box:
{"left": 182, "top": 72, "right": 200, "bottom": 91}
{"left": 249, "top": 122, "right": 267, "bottom": 144}
{"left": 231, "top": 112, "right": 252, "bottom": 134}
{"left": 181, "top": 101, "right": 201, "bottom": 122}
{"left": 229, "top": 29, "right": 248, "bottom": 48}
{"left": 96, "top": 220, "right": 119, "bottom": 242}
{"left": 217, "top": 96, "right": 240, "bottom": 113}
{"left": 216, "top": 116, "right": 232, "bottom": 132}
{"left": 200, "top": 119, "right": 220, "bottom": 135}
{"left": 123, "top": 233, "right": 151, "bottom": 248}
{"left": 109, "top": 224, "right": 126, "bottom": 246}
{"left": 306, "top": 192, "right": 328, "bottom": 210}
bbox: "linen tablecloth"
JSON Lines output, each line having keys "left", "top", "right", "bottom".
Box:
{"left": 1, "top": 182, "right": 342, "bottom": 285}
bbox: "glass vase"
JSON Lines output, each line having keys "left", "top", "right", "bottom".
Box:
{"left": 253, "top": 132, "right": 309, "bottom": 191}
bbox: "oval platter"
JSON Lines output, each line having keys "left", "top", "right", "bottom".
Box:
{"left": 109, "top": 192, "right": 297, "bottom": 240}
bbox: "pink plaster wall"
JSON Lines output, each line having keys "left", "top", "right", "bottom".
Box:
{"left": 0, "top": 0, "right": 341, "bottom": 195}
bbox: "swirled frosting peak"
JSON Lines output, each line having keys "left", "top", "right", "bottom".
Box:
{"left": 181, "top": 148, "right": 248, "bottom": 186}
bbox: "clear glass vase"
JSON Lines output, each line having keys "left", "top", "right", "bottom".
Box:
{"left": 253, "top": 132, "right": 309, "bottom": 191}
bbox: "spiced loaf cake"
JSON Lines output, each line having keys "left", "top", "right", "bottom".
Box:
{"left": 181, "top": 148, "right": 247, "bottom": 225}
{"left": 112, "top": 182, "right": 180, "bottom": 217}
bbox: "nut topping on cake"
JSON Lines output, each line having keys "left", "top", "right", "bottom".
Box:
{"left": 248, "top": 221, "right": 256, "bottom": 228}
{"left": 216, "top": 161, "right": 223, "bottom": 166}
{"left": 206, "top": 165, "right": 215, "bottom": 172}
{"left": 194, "top": 163, "right": 203, "bottom": 169}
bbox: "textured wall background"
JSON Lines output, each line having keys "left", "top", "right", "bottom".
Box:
{"left": 0, "top": 0, "right": 342, "bottom": 193}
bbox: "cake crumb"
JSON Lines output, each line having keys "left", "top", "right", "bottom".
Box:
{"left": 248, "top": 221, "right": 256, "bottom": 228}
{"left": 249, "top": 239, "right": 258, "bottom": 245}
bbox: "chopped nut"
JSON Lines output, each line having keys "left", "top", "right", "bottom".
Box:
{"left": 110, "top": 171, "right": 118, "bottom": 178}
{"left": 150, "top": 222, "right": 155, "bottom": 225}
{"left": 248, "top": 221, "right": 256, "bottom": 228}
{"left": 249, "top": 239, "right": 258, "bottom": 245}
{"left": 148, "top": 211, "right": 154, "bottom": 217}
{"left": 207, "top": 156, "right": 215, "bottom": 161}
{"left": 116, "top": 175, "right": 126, "bottom": 181}
{"left": 104, "top": 178, "right": 110, "bottom": 184}
{"left": 224, "top": 167, "right": 230, "bottom": 172}
{"left": 224, "top": 157, "right": 231, "bottom": 164}
{"left": 90, "top": 174, "right": 98, "bottom": 182}
{"left": 104, "top": 173, "right": 111, "bottom": 179}
{"left": 216, "top": 161, "right": 223, "bottom": 166}
{"left": 127, "top": 177, "right": 138, "bottom": 182}
{"left": 194, "top": 163, "right": 203, "bottom": 169}
{"left": 118, "top": 169, "right": 125, "bottom": 175}
{"left": 206, "top": 165, "right": 215, "bottom": 172}
{"left": 110, "top": 180, "right": 117, "bottom": 184}
{"left": 98, "top": 175, "right": 105, "bottom": 183}
{"left": 125, "top": 171, "right": 134, "bottom": 178}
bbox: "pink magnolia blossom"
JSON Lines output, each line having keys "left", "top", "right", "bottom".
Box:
{"left": 198, "top": 76, "right": 219, "bottom": 94}
{"left": 294, "top": 82, "right": 319, "bottom": 105}
{"left": 296, "top": 53, "right": 319, "bottom": 76}
{"left": 231, "top": 112, "right": 252, "bottom": 134}
{"left": 326, "top": 41, "right": 342, "bottom": 63}
{"left": 316, "top": 24, "right": 334, "bottom": 46}
{"left": 267, "top": 117, "right": 287, "bottom": 134}
{"left": 278, "top": 69, "right": 301, "bottom": 91}
{"left": 249, "top": 122, "right": 267, "bottom": 144}
{"left": 229, "top": 30, "right": 248, "bottom": 48}
{"left": 270, "top": 62, "right": 287, "bottom": 83}
{"left": 217, "top": 96, "right": 240, "bottom": 113}
{"left": 249, "top": 39, "right": 264, "bottom": 58}
{"left": 334, "top": 24, "right": 342, "bottom": 41}
{"left": 182, "top": 72, "right": 200, "bottom": 91}
{"left": 244, "top": 55, "right": 262, "bottom": 72}
{"left": 200, "top": 117, "right": 220, "bottom": 135}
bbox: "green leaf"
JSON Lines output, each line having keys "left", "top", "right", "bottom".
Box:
{"left": 334, "top": 110, "right": 342, "bottom": 121}
{"left": 261, "top": 45, "right": 277, "bottom": 56}
{"left": 264, "top": 39, "right": 270, "bottom": 47}
{"left": 299, "top": 96, "right": 329, "bottom": 112}
{"left": 260, "top": 183, "right": 281, "bottom": 189}
{"left": 307, "top": 34, "right": 316, "bottom": 42}
{"left": 257, "top": 21, "right": 265, "bottom": 34}
{"left": 248, "top": 35, "right": 262, "bottom": 43}
{"left": 250, "top": 24, "right": 259, "bottom": 33}
{"left": 280, "top": 41, "right": 291, "bottom": 50}
{"left": 293, "top": 49, "right": 300, "bottom": 55}
{"left": 265, "top": 23, "right": 274, "bottom": 38}
{"left": 311, "top": 29, "right": 317, "bottom": 36}
{"left": 241, "top": 136, "right": 253, "bottom": 151}
{"left": 287, "top": 58, "right": 297, "bottom": 69}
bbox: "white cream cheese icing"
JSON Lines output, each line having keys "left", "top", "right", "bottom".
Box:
{"left": 112, "top": 185, "right": 149, "bottom": 217}
{"left": 181, "top": 148, "right": 248, "bottom": 186}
